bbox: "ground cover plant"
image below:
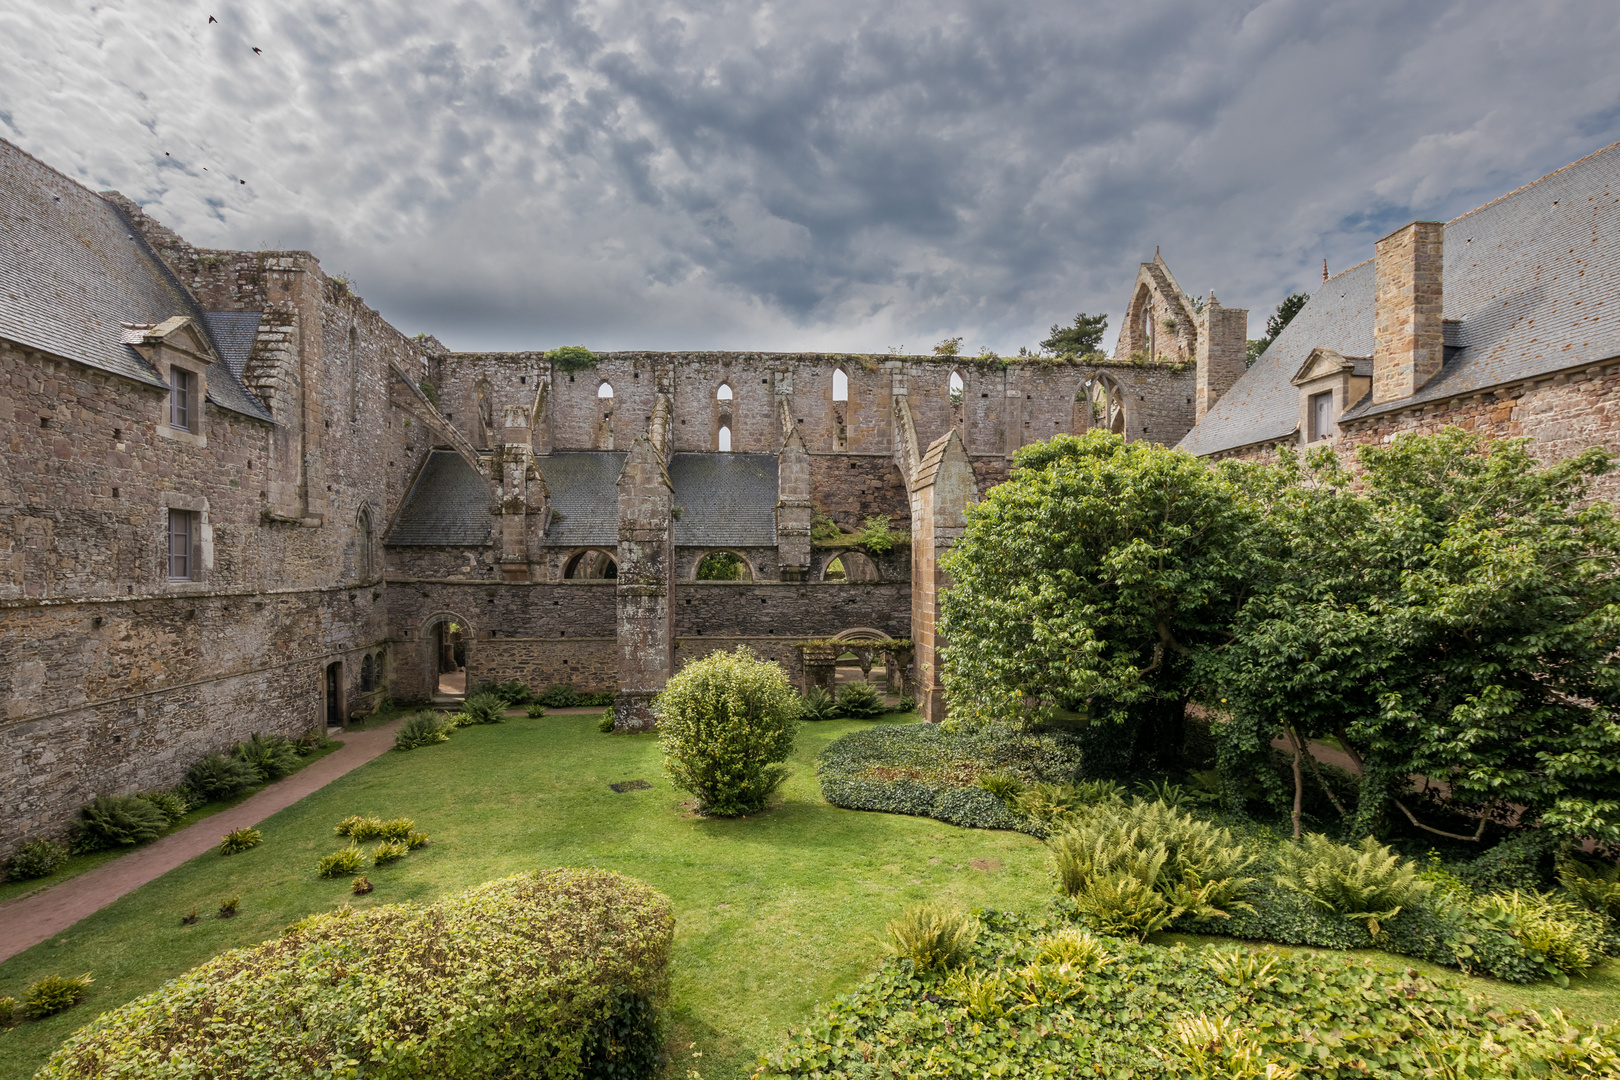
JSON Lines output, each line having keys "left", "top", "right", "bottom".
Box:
{"left": 0, "top": 710, "right": 1062, "bottom": 1080}
{"left": 38, "top": 870, "right": 674, "bottom": 1080}
{"left": 760, "top": 911, "right": 1620, "bottom": 1080}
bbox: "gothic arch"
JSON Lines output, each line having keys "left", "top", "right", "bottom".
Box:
{"left": 694, "top": 549, "right": 752, "bottom": 580}
{"left": 564, "top": 548, "right": 618, "bottom": 579}
{"left": 355, "top": 504, "right": 376, "bottom": 582}
{"left": 418, "top": 610, "right": 474, "bottom": 699}
{"left": 1081, "top": 373, "right": 1129, "bottom": 436}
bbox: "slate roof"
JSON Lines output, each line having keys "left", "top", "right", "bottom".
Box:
{"left": 541, "top": 452, "right": 627, "bottom": 548}
{"left": 1179, "top": 141, "right": 1620, "bottom": 456}
{"left": 0, "top": 138, "right": 270, "bottom": 421}
{"left": 670, "top": 453, "right": 779, "bottom": 548}
{"left": 386, "top": 451, "right": 492, "bottom": 546}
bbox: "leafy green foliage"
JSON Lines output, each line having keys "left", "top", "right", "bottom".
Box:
{"left": 74, "top": 795, "right": 169, "bottom": 852}
{"left": 884, "top": 904, "right": 979, "bottom": 971}
{"left": 135, "top": 791, "right": 190, "bottom": 825}
{"left": 1048, "top": 799, "right": 1256, "bottom": 937}
{"left": 4, "top": 838, "right": 69, "bottom": 881}
{"left": 489, "top": 680, "right": 532, "bottom": 706}
{"left": 182, "top": 754, "right": 260, "bottom": 802}
{"left": 405, "top": 831, "right": 430, "bottom": 850}
{"left": 377, "top": 817, "right": 415, "bottom": 841}
{"left": 695, "top": 550, "right": 746, "bottom": 580}
{"left": 818, "top": 723, "right": 1082, "bottom": 832}
{"left": 1272, "top": 834, "right": 1429, "bottom": 934}
{"left": 372, "top": 839, "right": 409, "bottom": 865}
{"left": 797, "top": 686, "right": 838, "bottom": 721}
{"left": 535, "top": 684, "right": 616, "bottom": 708}
{"left": 38, "top": 870, "right": 674, "bottom": 1080}
{"left": 217, "top": 896, "right": 239, "bottom": 919}
{"left": 545, "top": 345, "right": 599, "bottom": 373}
{"left": 217, "top": 828, "right": 262, "bottom": 856}
{"left": 525, "top": 702, "right": 547, "bottom": 718}
{"left": 459, "top": 691, "right": 508, "bottom": 725}
{"left": 1040, "top": 311, "right": 1109, "bottom": 357}
{"left": 810, "top": 507, "right": 842, "bottom": 542}
{"left": 315, "top": 844, "right": 366, "bottom": 878}
{"left": 334, "top": 815, "right": 375, "bottom": 838}
{"left": 231, "top": 733, "right": 301, "bottom": 780}
{"left": 21, "top": 975, "right": 92, "bottom": 1021}
{"left": 855, "top": 515, "right": 906, "bottom": 553}
{"left": 1560, "top": 857, "right": 1620, "bottom": 920}
{"left": 655, "top": 647, "right": 800, "bottom": 816}
{"left": 939, "top": 432, "right": 1261, "bottom": 760}
{"left": 597, "top": 709, "right": 616, "bottom": 732}
{"left": 351, "top": 876, "right": 373, "bottom": 895}
{"left": 759, "top": 911, "right": 1620, "bottom": 1080}
{"left": 1242, "top": 292, "right": 1310, "bottom": 368}
{"left": 1477, "top": 890, "right": 1601, "bottom": 982}
{"left": 834, "top": 681, "right": 885, "bottom": 719}
{"left": 975, "top": 771, "right": 1024, "bottom": 800}
{"left": 932, "top": 336, "right": 963, "bottom": 357}
{"left": 394, "top": 711, "right": 452, "bottom": 750}
{"left": 0, "top": 997, "right": 17, "bottom": 1025}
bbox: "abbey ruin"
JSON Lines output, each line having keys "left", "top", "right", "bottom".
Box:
{"left": 6, "top": 133, "right": 1620, "bottom": 855}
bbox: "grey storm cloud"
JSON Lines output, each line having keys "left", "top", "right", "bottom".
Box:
{"left": 4, "top": 0, "right": 1620, "bottom": 353}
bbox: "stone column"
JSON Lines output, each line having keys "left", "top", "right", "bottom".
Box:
{"left": 1373, "top": 221, "right": 1445, "bottom": 405}
{"left": 776, "top": 425, "right": 811, "bottom": 581}
{"left": 909, "top": 429, "right": 977, "bottom": 723}
{"left": 497, "top": 403, "right": 536, "bottom": 582}
{"left": 614, "top": 434, "right": 674, "bottom": 731}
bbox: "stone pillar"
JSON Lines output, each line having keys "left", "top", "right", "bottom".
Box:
{"left": 776, "top": 425, "right": 811, "bottom": 581}
{"left": 497, "top": 403, "right": 536, "bottom": 582}
{"left": 1373, "top": 221, "right": 1445, "bottom": 405}
{"left": 1194, "top": 295, "right": 1249, "bottom": 423}
{"left": 800, "top": 642, "right": 837, "bottom": 693}
{"left": 909, "top": 429, "right": 977, "bottom": 723}
{"left": 614, "top": 434, "right": 674, "bottom": 731}
{"left": 1003, "top": 368, "right": 1022, "bottom": 458}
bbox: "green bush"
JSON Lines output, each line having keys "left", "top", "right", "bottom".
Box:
{"left": 460, "top": 690, "right": 507, "bottom": 725}
{"left": 343, "top": 817, "right": 386, "bottom": 841}
{"left": 1454, "top": 830, "right": 1557, "bottom": 893}
{"left": 74, "top": 794, "right": 170, "bottom": 852}
{"left": 394, "top": 711, "right": 452, "bottom": 750}
{"left": 537, "top": 684, "right": 584, "bottom": 708}
{"left": 655, "top": 647, "right": 800, "bottom": 816}
{"left": 218, "top": 828, "right": 262, "bottom": 856}
{"left": 1048, "top": 799, "right": 1255, "bottom": 937}
{"left": 578, "top": 690, "right": 616, "bottom": 706}
{"left": 405, "top": 831, "right": 430, "bottom": 850}
{"left": 333, "top": 815, "right": 369, "bottom": 837}
{"left": 1273, "top": 834, "right": 1429, "bottom": 935}
{"left": 884, "top": 903, "right": 978, "bottom": 971}
{"left": 316, "top": 844, "right": 366, "bottom": 878}
{"left": 135, "top": 790, "right": 190, "bottom": 825}
{"left": 377, "top": 817, "right": 415, "bottom": 841}
{"left": 489, "top": 680, "right": 532, "bottom": 706}
{"left": 373, "top": 839, "right": 409, "bottom": 866}
{"left": 40, "top": 870, "right": 673, "bottom": 1080}
{"left": 5, "top": 837, "right": 69, "bottom": 881}
{"left": 975, "top": 771, "right": 1024, "bottom": 800}
{"left": 818, "top": 723, "right": 1082, "bottom": 833}
{"left": 597, "top": 709, "right": 616, "bottom": 733}
{"left": 1477, "top": 889, "right": 1601, "bottom": 982}
{"left": 526, "top": 702, "right": 548, "bottom": 718}
{"left": 22, "top": 974, "right": 93, "bottom": 1020}
{"left": 758, "top": 910, "right": 1620, "bottom": 1080}
{"left": 835, "top": 681, "right": 885, "bottom": 719}
{"left": 232, "top": 733, "right": 302, "bottom": 779}
{"left": 798, "top": 686, "right": 838, "bottom": 721}
{"left": 1559, "top": 856, "right": 1620, "bottom": 920}
{"left": 182, "top": 754, "right": 261, "bottom": 801}
{"left": 0, "top": 996, "right": 16, "bottom": 1025}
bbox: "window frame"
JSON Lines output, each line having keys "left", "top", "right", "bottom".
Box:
{"left": 167, "top": 508, "right": 195, "bottom": 581}
{"left": 169, "top": 367, "right": 194, "bottom": 431}
{"left": 1309, "top": 390, "right": 1335, "bottom": 442}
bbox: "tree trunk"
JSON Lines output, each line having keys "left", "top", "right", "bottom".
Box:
{"left": 1286, "top": 726, "right": 1305, "bottom": 840}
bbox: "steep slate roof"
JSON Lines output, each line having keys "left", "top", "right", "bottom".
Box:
{"left": 0, "top": 139, "right": 270, "bottom": 421}
{"left": 386, "top": 451, "right": 492, "bottom": 546}
{"left": 670, "top": 453, "right": 778, "bottom": 548}
{"left": 1180, "top": 141, "right": 1620, "bottom": 456}
{"left": 541, "top": 451, "right": 627, "bottom": 548}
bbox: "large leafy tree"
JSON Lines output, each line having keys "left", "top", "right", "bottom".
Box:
{"left": 1040, "top": 312, "right": 1109, "bottom": 357}
{"left": 938, "top": 432, "right": 1263, "bottom": 769}
{"left": 1214, "top": 431, "right": 1620, "bottom": 844}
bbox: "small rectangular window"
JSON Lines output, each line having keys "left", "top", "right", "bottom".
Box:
{"left": 170, "top": 369, "right": 193, "bottom": 430}
{"left": 1310, "top": 391, "right": 1334, "bottom": 442}
{"left": 168, "top": 509, "right": 194, "bottom": 580}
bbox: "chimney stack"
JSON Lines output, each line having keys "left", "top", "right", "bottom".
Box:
{"left": 1372, "top": 221, "right": 1445, "bottom": 405}
{"left": 1194, "top": 293, "right": 1248, "bottom": 423}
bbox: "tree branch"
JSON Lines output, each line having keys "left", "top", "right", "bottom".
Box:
{"left": 1392, "top": 798, "right": 1489, "bottom": 842}
{"left": 1295, "top": 732, "right": 1350, "bottom": 819}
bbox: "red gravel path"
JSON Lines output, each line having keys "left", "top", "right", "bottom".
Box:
{"left": 0, "top": 720, "right": 401, "bottom": 964}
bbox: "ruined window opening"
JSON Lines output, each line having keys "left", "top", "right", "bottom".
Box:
{"left": 360, "top": 653, "right": 375, "bottom": 692}
{"left": 832, "top": 368, "right": 849, "bottom": 402}
{"left": 822, "top": 550, "right": 878, "bottom": 583}
{"left": 167, "top": 509, "right": 194, "bottom": 580}
{"left": 718, "top": 424, "right": 732, "bottom": 451}
{"left": 696, "top": 550, "right": 750, "bottom": 580}
{"left": 598, "top": 382, "right": 614, "bottom": 400}
{"left": 170, "top": 368, "right": 194, "bottom": 430}
{"left": 347, "top": 326, "right": 360, "bottom": 424}
{"left": 564, "top": 549, "right": 618, "bottom": 579}
{"left": 949, "top": 370, "right": 964, "bottom": 405}
{"left": 717, "top": 382, "right": 733, "bottom": 401}
{"left": 1081, "top": 374, "right": 1128, "bottom": 436}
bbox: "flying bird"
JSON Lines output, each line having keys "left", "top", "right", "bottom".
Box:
{"left": 240, "top": 179, "right": 246, "bottom": 185}
{"left": 208, "top": 15, "right": 216, "bottom": 23}
{"left": 252, "top": 47, "right": 262, "bottom": 54}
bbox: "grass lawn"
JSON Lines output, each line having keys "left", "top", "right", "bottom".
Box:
{"left": 3, "top": 714, "right": 1617, "bottom": 1079}
{"left": 0, "top": 714, "right": 1051, "bottom": 1080}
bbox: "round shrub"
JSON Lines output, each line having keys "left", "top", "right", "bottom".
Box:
{"left": 232, "top": 733, "right": 302, "bottom": 779}
{"left": 372, "top": 839, "right": 409, "bottom": 866}
{"left": 22, "top": 974, "right": 93, "bottom": 1020}
{"left": 183, "top": 754, "right": 261, "bottom": 802}
{"left": 835, "top": 681, "right": 885, "bottom": 719}
{"left": 377, "top": 817, "right": 415, "bottom": 841}
{"left": 40, "top": 870, "right": 674, "bottom": 1080}
{"left": 316, "top": 844, "right": 366, "bottom": 878}
{"left": 74, "top": 795, "right": 169, "bottom": 852}
{"left": 394, "top": 711, "right": 452, "bottom": 750}
{"left": 655, "top": 647, "right": 799, "bottom": 816}
{"left": 5, "top": 837, "right": 69, "bottom": 882}
{"left": 459, "top": 691, "right": 507, "bottom": 725}
{"left": 218, "top": 828, "right": 263, "bottom": 856}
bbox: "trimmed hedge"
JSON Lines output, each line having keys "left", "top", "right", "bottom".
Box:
{"left": 818, "top": 723, "right": 1081, "bottom": 833}
{"left": 760, "top": 910, "right": 1620, "bottom": 1079}
{"left": 40, "top": 868, "right": 674, "bottom": 1080}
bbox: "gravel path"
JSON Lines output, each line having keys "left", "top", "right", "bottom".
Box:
{"left": 0, "top": 720, "right": 402, "bottom": 963}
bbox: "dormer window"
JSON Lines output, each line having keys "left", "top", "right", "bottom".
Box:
{"left": 1310, "top": 391, "right": 1334, "bottom": 442}
{"left": 170, "top": 369, "right": 194, "bottom": 430}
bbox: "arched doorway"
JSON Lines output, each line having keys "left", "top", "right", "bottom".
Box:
{"left": 420, "top": 612, "right": 472, "bottom": 701}
{"left": 695, "top": 550, "right": 751, "bottom": 580}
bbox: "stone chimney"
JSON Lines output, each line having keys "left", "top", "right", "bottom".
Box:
{"left": 1372, "top": 221, "right": 1445, "bottom": 405}
{"left": 1194, "top": 294, "right": 1248, "bottom": 423}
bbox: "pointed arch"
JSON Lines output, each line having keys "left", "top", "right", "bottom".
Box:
{"left": 832, "top": 367, "right": 849, "bottom": 402}
{"left": 356, "top": 503, "right": 375, "bottom": 581}
{"left": 1081, "top": 373, "right": 1128, "bottom": 436}
{"left": 948, "top": 369, "right": 964, "bottom": 404}
{"left": 716, "top": 381, "right": 733, "bottom": 401}
{"left": 718, "top": 424, "right": 732, "bottom": 452}
{"left": 597, "top": 381, "right": 614, "bottom": 399}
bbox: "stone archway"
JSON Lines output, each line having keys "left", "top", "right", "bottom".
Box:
{"left": 419, "top": 610, "right": 474, "bottom": 701}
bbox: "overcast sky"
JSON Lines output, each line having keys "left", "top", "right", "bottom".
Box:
{"left": 5, "top": 1, "right": 1620, "bottom": 354}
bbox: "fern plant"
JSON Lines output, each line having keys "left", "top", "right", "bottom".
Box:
{"left": 316, "top": 844, "right": 366, "bottom": 878}
{"left": 75, "top": 794, "right": 169, "bottom": 851}
{"left": 798, "top": 686, "right": 838, "bottom": 721}
{"left": 884, "top": 903, "right": 979, "bottom": 971}
{"left": 1031, "top": 926, "right": 1112, "bottom": 970}
{"left": 1273, "top": 834, "right": 1429, "bottom": 935}
{"left": 21, "top": 974, "right": 93, "bottom": 1020}
{"left": 218, "top": 827, "right": 263, "bottom": 856}
{"left": 1069, "top": 869, "right": 1174, "bottom": 939}
{"left": 232, "top": 733, "right": 301, "bottom": 779}
{"left": 835, "top": 681, "right": 885, "bottom": 719}
{"left": 136, "top": 790, "right": 190, "bottom": 825}
{"left": 1477, "top": 890, "right": 1599, "bottom": 982}
{"left": 372, "top": 839, "right": 409, "bottom": 866}
{"left": 459, "top": 691, "right": 507, "bottom": 725}
{"left": 394, "top": 712, "right": 452, "bottom": 750}
{"left": 1558, "top": 857, "right": 1620, "bottom": 920}
{"left": 976, "top": 771, "right": 1025, "bottom": 800}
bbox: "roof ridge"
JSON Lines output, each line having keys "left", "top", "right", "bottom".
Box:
{"left": 1446, "top": 140, "right": 1620, "bottom": 225}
